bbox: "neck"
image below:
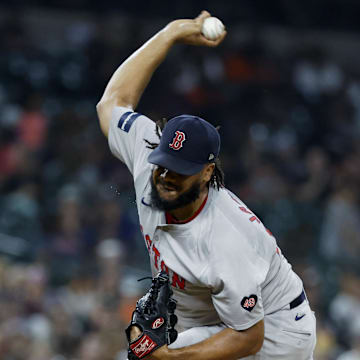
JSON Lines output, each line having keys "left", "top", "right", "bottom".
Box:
{"left": 168, "top": 186, "right": 209, "bottom": 221}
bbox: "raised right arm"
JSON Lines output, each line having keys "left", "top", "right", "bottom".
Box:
{"left": 96, "top": 11, "right": 226, "bottom": 137}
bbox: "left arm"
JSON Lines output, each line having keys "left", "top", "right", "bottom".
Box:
{"left": 130, "top": 319, "right": 264, "bottom": 360}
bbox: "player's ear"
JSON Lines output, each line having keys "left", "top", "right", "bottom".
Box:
{"left": 202, "top": 163, "right": 215, "bottom": 182}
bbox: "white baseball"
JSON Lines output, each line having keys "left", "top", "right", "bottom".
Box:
{"left": 201, "top": 17, "right": 225, "bottom": 41}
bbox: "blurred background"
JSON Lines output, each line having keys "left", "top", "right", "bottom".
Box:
{"left": 0, "top": 1, "right": 360, "bottom": 359}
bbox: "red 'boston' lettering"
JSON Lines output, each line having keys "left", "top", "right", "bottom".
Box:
{"left": 140, "top": 229, "right": 186, "bottom": 290}
{"left": 153, "top": 245, "right": 160, "bottom": 270}
{"left": 145, "top": 234, "right": 152, "bottom": 251}
{"left": 160, "top": 260, "right": 169, "bottom": 273}
{"left": 172, "top": 272, "right": 185, "bottom": 290}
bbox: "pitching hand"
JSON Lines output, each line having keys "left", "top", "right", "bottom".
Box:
{"left": 164, "top": 10, "right": 226, "bottom": 47}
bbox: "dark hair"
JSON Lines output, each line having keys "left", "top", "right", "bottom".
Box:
{"left": 144, "top": 118, "right": 225, "bottom": 190}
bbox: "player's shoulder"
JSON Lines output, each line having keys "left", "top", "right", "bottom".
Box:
{"left": 207, "top": 187, "right": 275, "bottom": 253}
{"left": 211, "top": 188, "right": 258, "bottom": 230}
{"left": 110, "top": 106, "right": 156, "bottom": 134}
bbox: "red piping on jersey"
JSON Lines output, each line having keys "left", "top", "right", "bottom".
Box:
{"left": 166, "top": 195, "right": 208, "bottom": 224}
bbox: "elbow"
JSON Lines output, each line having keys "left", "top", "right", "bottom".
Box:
{"left": 96, "top": 100, "right": 110, "bottom": 138}
{"left": 96, "top": 96, "right": 134, "bottom": 138}
{"left": 241, "top": 319, "right": 264, "bottom": 356}
{"left": 96, "top": 100, "right": 102, "bottom": 113}
{"left": 248, "top": 330, "right": 264, "bottom": 355}
{"left": 96, "top": 98, "right": 110, "bottom": 114}
{"left": 96, "top": 100, "right": 105, "bottom": 116}
{"left": 98, "top": 92, "right": 133, "bottom": 110}
{"left": 249, "top": 336, "right": 264, "bottom": 355}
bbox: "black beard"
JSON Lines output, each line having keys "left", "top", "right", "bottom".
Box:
{"left": 150, "top": 175, "right": 201, "bottom": 212}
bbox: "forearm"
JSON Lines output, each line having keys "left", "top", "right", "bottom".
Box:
{"left": 96, "top": 11, "right": 226, "bottom": 137}
{"left": 151, "top": 323, "right": 264, "bottom": 360}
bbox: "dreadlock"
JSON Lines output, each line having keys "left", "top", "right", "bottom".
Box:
{"left": 144, "top": 118, "right": 225, "bottom": 191}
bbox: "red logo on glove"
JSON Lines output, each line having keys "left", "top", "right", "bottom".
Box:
{"left": 130, "top": 335, "right": 157, "bottom": 358}
{"left": 152, "top": 317, "right": 165, "bottom": 329}
{"left": 169, "top": 131, "right": 186, "bottom": 150}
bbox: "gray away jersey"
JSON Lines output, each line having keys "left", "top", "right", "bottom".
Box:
{"left": 108, "top": 106, "right": 303, "bottom": 331}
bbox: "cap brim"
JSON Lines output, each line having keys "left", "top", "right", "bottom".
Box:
{"left": 148, "top": 148, "right": 205, "bottom": 176}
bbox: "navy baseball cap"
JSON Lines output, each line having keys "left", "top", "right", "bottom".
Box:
{"left": 147, "top": 115, "right": 220, "bottom": 175}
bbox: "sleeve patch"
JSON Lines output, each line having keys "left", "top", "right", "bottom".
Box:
{"left": 241, "top": 295, "right": 258, "bottom": 312}
{"left": 117, "top": 111, "right": 141, "bottom": 132}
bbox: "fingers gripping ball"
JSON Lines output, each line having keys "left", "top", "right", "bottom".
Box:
{"left": 126, "top": 271, "right": 178, "bottom": 359}
{"left": 201, "top": 17, "right": 225, "bottom": 41}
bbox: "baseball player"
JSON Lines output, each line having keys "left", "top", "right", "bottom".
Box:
{"left": 96, "top": 11, "right": 316, "bottom": 360}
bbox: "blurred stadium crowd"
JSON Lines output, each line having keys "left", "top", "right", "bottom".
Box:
{"left": 0, "top": 5, "right": 360, "bottom": 360}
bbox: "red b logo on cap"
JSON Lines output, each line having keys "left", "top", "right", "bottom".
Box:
{"left": 169, "top": 131, "right": 186, "bottom": 150}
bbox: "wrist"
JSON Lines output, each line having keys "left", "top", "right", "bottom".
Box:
{"left": 149, "top": 345, "right": 171, "bottom": 360}
{"left": 161, "top": 21, "right": 183, "bottom": 45}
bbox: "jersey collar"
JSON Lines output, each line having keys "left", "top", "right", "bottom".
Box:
{"left": 165, "top": 194, "right": 208, "bottom": 225}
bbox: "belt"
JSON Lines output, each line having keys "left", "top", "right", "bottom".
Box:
{"left": 289, "top": 290, "right": 306, "bottom": 309}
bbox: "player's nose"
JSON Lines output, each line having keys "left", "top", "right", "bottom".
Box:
{"left": 157, "top": 166, "right": 176, "bottom": 179}
{"left": 160, "top": 168, "right": 169, "bottom": 179}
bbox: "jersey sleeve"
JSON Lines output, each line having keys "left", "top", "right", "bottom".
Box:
{"left": 108, "top": 106, "right": 158, "bottom": 179}
{"left": 207, "top": 225, "right": 268, "bottom": 331}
